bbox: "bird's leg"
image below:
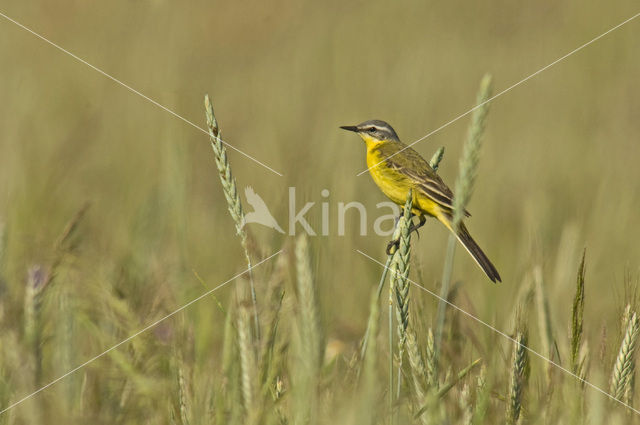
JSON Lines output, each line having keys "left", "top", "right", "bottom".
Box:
{"left": 386, "top": 212, "right": 422, "bottom": 255}
{"left": 407, "top": 214, "right": 427, "bottom": 239}
{"left": 386, "top": 238, "right": 400, "bottom": 255}
{"left": 385, "top": 213, "right": 404, "bottom": 255}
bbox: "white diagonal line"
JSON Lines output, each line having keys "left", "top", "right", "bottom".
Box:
{"left": 0, "top": 11, "right": 283, "bottom": 177}
{"left": 0, "top": 250, "right": 282, "bottom": 415}
{"left": 356, "top": 248, "right": 640, "bottom": 416}
{"left": 357, "top": 11, "right": 640, "bottom": 176}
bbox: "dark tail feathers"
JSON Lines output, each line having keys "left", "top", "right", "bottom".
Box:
{"left": 455, "top": 223, "right": 501, "bottom": 283}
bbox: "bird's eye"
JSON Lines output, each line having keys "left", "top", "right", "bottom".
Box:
{"left": 368, "top": 127, "right": 376, "bottom": 133}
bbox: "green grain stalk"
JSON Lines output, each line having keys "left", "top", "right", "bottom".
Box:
{"left": 360, "top": 148, "right": 444, "bottom": 361}
{"left": 24, "top": 204, "right": 88, "bottom": 385}
{"left": 435, "top": 74, "right": 493, "bottom": 365}
{"left": 204, "top": 94, "right": 260, "bottom": 341}
{"left": 393, "top": 190, "right": 413, "bottom": 398}
{"left": 473, "top": 365, "right": 489, "bottom": 424}
{"left": 360, "top": 288, "right": 381, "bottom": 424}
{"left": 610, "top": 307, "right": 640, "bottom": 401}
{"left": 414, "top": 358, "right": 481, "bottom": 419}
{"left": 534, "top": 266, "right": 555, "bottom": 386}
{"left": 570, "top": 250, "right": 586, "bottom": 377}
{"left": 406, "top": 329, "right": 427, "bottom": 403}
{"left": 176, "top": 360, "right": 191, "bottom": 425}
{"left": 507, "top": 331, "right": 529, "bottom": 425}
{"left": 293, "top": 234, "right": 322, "bottom": 425}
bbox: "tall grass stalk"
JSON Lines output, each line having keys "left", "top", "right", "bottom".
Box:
{"left": 258, "top": 253, "right": 287, "bottom": 400}
{"left": 238, "top": 302, "right": 258, "bottom": 423}
{"left": 435, "top": 74, "right": 493, "bottom": 364}
{"left": 426, "top": 328, "right": 437, "bottom": 390}
{"left": 359, "top": 289, "right": 381, "bottom": 424}
{"left": 414, "top": 358, "right": 481, "bottom": 419}
{"left": 507, "top": 330, "right": 529, "bottom": 424}
{"left": 176, "top": 358, "right": 191, "bottom": 425}
{"left": 293, "top": 234, "right": 322, "bottom": 424}
{"left": 204, "top": 94, "right": 260, "bottom": 341}
{"left": 360, "top": 147, "right": 444, "bottom": 361}
{"left": 534, "top": 266, "right": 555, "bottom": 385}
{"left": 610, "top": 307, "right": 640, "bottom": 401}
{"left": 459, "top": 383, "right": 472, "bottom": 425}
{"left": 218, "top": 304, "right": 241, "bottom": 425}
{"left": 393, "top": 190, "right": 413, "bottom": 398}
{"left": 473, "top": 365, "right": 489, "bottom": 424}
{"left": 360, "top": 226, "right": 399, "bottom": 361}
{"left": 570, "top": 250, "right": 586, "bottom": 376}
{"left": 23, "top": 266, "right": 46, "bottom": 384}
{"left": 406, "top": 329, "right": 427, "bottom": 403}
{"left": 24, "top": 204, "right": 88, "bottom": 385}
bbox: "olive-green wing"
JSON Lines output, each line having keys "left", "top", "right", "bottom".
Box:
{"left": 380, "top": 143, "right": 469, "bottom": 216}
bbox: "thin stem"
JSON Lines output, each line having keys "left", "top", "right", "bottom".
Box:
{"left": 360, "top": 218, "right": 400, "bottom": 360}
{"left": 434, "top": 234, "right": 456, "bottom": 366}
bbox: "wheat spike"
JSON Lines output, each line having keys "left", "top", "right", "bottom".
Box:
{"left": 610, "top": 308, "right": 640, "bottom": 401}
{"left": 429, "top": 147, "right": 445, "bottom": 171}
{"left": 507, "top": 331, "right": 529, "bottom": 424}
{"left": 393, "top": 190, "right": 413, "bottom": 397}
{"left": 570, "top": 250, "right": 586, "bottom": 376}
{"left": 406, "top": 329, "right": 427, "bottom": 404}
{"left": 452, "top": 73, "right": 493, "bottom": 227}
{"left": 204, "top": 94, "right": 260, "bottom": 340}
{"left": 459, "top": 383, "right": 473, "bottom": 425}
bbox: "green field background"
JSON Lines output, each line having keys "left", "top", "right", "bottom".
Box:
{"left": 0, "top": 1, "right": 639, "bottom": 423}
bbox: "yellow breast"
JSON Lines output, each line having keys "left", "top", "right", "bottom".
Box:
{"left": 365, "top": 141, "right": 441, "bottom": 218}
{"left": 366, "top": 144, "right": 412, "bottom": 206}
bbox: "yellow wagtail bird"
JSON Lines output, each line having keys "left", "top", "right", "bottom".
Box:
{"left": 341, "top": 120, "right": 501, "bottom": 283}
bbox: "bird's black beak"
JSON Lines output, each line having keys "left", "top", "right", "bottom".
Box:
{"left": 340, "top": 125, "right": 359, "bottom": 133}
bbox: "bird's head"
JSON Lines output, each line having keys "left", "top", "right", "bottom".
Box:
{"left": 340, "top": 120, "right": 399, "bottom": 145}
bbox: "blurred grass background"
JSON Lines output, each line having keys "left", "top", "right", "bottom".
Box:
{"left": 1, "top": 0, "right": 640, "bottom": 422}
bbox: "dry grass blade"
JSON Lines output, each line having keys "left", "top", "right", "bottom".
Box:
{"left": 459, "top": 383, "right": 472, "bottom": 425}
